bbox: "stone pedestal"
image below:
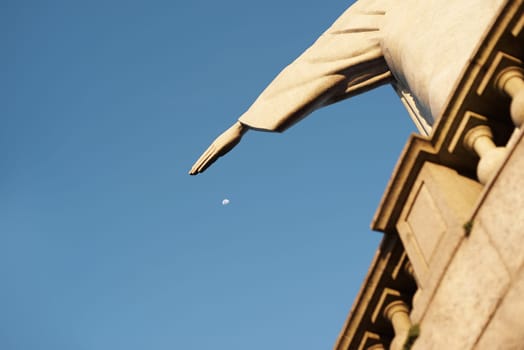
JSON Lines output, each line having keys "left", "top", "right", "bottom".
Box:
{"left": 370, "top": 129, "right": 524, "bottom": 349}
{"left": 370, "top": 125, "right": 524, "bottom": 350}
{"left": 411, "top": 130, "right": 524, "bottom": 350}
{"left": 334, "top": 2, "right": 523, "bottom": 349}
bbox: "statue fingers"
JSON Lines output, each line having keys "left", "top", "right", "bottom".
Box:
{"left": 196, "top": 146, "right": 218, "bottom": 173}
{"left": 189, "top": 146, "right": 211, "bottom": 175}
{"left": 189, "top": 122, "right": 246, "bottom": 175}
{"left": 189, "top": 143, "right": 218, "bottom": 175}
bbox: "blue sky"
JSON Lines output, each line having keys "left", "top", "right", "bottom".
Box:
{"left": 2, "top": 1, "right": 415, "bottom": 349}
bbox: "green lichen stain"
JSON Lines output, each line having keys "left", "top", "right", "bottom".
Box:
{"left": 463, "top": 220, "right": 474, "bottom": 237}
{"left": 403, "top": 324, "right": 420, "bottom": 350}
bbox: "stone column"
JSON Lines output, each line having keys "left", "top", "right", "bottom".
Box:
{"left": 497, "top": 67, "right": 524, "bottom": 128}
{"left": 367, "top": 344, "right": 385, "bottom": 350}
{"left": 384, "top": 300, "right": 411, "bottom": 350}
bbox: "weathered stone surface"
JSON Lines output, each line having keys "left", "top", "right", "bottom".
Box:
{"left": 397, "top": 162, "right": 482, "bottom": 289}
{"left": 412, "top": 223, "right": 510, "bottom": 350}
{"left": 476, "top": 132, "right": 524, "bottom": 276}
{"left": 474, "top": 264, "right": 524, "bottom": 349}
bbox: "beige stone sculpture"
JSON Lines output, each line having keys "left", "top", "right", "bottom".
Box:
{"left": 189, "top": 0, "right": 505, "bottom": 175}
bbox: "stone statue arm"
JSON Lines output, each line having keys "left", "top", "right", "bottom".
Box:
{"left": 189, "top": 1, "right": 390, "bottom": 175}
{"left": 189, "top": 121, "right": 248, "bottom": 175}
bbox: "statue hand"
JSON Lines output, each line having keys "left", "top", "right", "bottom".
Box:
{"left": 189, "top": 122, "right": 247, "bottom": 175}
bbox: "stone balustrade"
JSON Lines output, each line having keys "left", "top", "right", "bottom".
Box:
{"left": 383, "top": 301, "right": 411, "bottom": 350}
{"left": 497, "top": 67, "right": 524, "bottom": 127}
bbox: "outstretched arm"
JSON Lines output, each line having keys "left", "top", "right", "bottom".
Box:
{"left": 189, "top": 121, "right": 248, "bottom": 175}
{"left": 189, "top": 2, "right": 389, "bottom": 175}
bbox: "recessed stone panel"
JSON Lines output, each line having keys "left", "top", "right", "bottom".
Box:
{"left": 406, "top": 182, "right": 447, "bottom": 265}
{"left": 397, "top": 162, "right": 482, "bottom": 291}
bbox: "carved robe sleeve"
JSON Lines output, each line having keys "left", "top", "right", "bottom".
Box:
{"left": 238, "top": 0, "right": 391, "bottom": 132}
